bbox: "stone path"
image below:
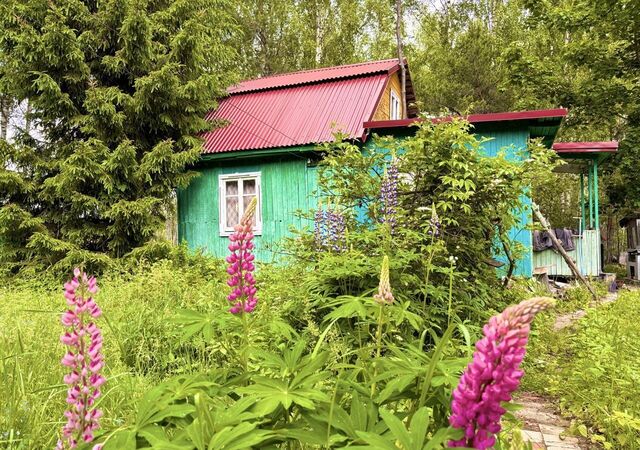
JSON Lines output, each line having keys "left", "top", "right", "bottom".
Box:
{"left": 553, "top": 292, "right": 618, "bottom": 331}
{"left": 515, "top": 291, "right": 620, "bottom": 449}
{"left": 515, "top": 392, "right": 584, "bottom": 449}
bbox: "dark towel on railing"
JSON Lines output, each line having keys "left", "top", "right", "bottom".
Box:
{"left": 533, "top": 228, "right": 575, "bottom": 252}
{"left": 533, "top": 230, "right": 553, "bottom": 251}
{"left": 554, "top": 228, "right": 575, "bottom": 251}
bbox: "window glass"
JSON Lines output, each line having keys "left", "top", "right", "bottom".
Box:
{"left": 390, "top": 91, "right": 401, "bottom": 120}
{"left": 220, "top": 174, "right": 261, "bottom": 234}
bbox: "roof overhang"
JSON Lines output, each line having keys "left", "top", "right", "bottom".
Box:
{"left": 363, "top": 108, "right": 568, "bottom": 129}
{"left": 551, "top": 141, "right": 618, "bottom": 174}
{"left": 363, "top": 108, "right": 568, "bottom": 146}
{"left": 552, "top": 141, "right": 618, "bottom": 154}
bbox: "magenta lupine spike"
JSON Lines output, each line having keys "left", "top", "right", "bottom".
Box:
{"left": 448, "top": 297, "right": 555, "bottom": 449}
{"left": 57, "top": 268, "right": 105, "bottom": 450}
{"left": 226, "top": 197, "right": 258, "bottom": 314}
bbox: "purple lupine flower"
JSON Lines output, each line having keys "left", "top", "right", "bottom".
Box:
{"left": 57, "top": 269, "right": 105, "bottom": 450}
{"left": 327, "top": 209, "right": 346, "bottom": 252}
{"left": 380, "top": 162, "right": 399, "bottom": 233}
{"left": 314, "top": 205, "right": 346, "bottom": 252}
{"left": 226, "top": 197, "right": 258, "bottom": 314}
{"left": 373, "top": 255, "right": 394, "bottom": 304}
{"left": 449, "top": 297, "right": 555, "bottom": 449}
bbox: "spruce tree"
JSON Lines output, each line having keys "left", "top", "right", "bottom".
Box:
{"left": 0, "top": 0, "right": 238, "bottom": 272}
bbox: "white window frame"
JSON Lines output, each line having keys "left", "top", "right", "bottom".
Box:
{"left": 390, "top": 90, "right": 401, "bottom": 120}
{"left": 218, "top": 172, "right": 262, "bottom": 236}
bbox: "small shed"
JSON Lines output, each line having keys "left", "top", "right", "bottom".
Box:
{"left": 532, "top": 141, "right": 618, "bottom": 277}
{"left": 619, "top": 212, "right": 640, "bottom": 280}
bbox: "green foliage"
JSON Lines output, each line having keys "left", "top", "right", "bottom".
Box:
{"left": 0, "top": 0, "right": 239, "bottom": 273}
{"left": 233, "top": 0, "right": 397, "bottom": 78}
{"left": 0, "top": 252, "right": 475, "bottom": 448}
{"left": 409, "top": 0, "right": 527, "bottom": 114}
{"left": 524, "top": 290, "right": 640, "bottom": 449}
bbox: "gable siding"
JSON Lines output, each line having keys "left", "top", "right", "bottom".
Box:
{"left": 178, "top": 156, "right": 318, "bottom": 261}
{"left": 371, "top": 72, "right": 403, "bottom": 121}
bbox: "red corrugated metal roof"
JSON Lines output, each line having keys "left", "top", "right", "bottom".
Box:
{"left": 227, "top": 59, "right": 400, "bottom": 94}
{"left": 202, "top": 65, "right": 393, "bottom": 154}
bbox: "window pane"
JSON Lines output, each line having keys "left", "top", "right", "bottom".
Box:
{"left": 243, "top": 178, "right": 256, "bottom": 195}
{"left": 226, "top": 180, "right": 238, "bottom": 196}
{"left": 226, "top": 197, "right": 239, "bottom": 227}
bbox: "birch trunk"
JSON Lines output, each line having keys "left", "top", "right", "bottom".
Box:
{"left": 395, "top": 0, "right": 406, "bottom": 118}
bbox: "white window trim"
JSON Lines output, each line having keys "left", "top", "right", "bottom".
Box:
{"left": 218, "top": 172, "right": 262, "bottom": 237}
{"left": 390, "top": 90, "right": 401, "bottom": 120}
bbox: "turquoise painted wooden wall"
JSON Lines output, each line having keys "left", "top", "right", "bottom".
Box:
{"left": 475, "top": 128, "right": 533, "bottom": 277}
{"left": 177, "top": 154, "right": 318, "bottom": 261}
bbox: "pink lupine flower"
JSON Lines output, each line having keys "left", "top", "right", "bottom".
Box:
{"left": 57, "top": 268, "right": 105, "bottom": 450}
{"left": 449, "top": 297, "right": 555, "bottom": 449}
{"left": 373, "top": 255, "right": 394, "bottom": 304}
{"left": 226, "top": 197, "right": 258, "bottom": 314}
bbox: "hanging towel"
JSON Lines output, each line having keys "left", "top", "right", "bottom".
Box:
{"left": 533, "top": 228, "right": 575, "bottom": 252}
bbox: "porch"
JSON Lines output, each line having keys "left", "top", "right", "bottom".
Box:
{"left": 532, "top": 142, "right": 617, "bottom": 277}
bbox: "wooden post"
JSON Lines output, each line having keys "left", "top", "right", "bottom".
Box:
{"left": 395, "top": 0, "right": 406, "bottom": 118}
{"left": 532, "top": 202, "right": 597, "bottom": 300}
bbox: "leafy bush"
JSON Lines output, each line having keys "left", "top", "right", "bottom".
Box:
{"left": 524, "top": 290, "right": 640, "bottom": 449}
{"left": 285, "top": 120, "right": 560, "bottom": 329}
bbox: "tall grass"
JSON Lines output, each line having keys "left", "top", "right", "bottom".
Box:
{"left": 0, "top": 261, "right": 225, "bottom": 449}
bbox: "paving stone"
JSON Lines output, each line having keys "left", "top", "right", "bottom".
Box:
{"left": 544, "top": 434, "right": 579, "bottom": 444}
{"left": 531, "top": 443, "right": 546, "bottom": 450}
{"left": 539, "top": 424, "right": 567, "bottom": 435}
{"left": 521, "top": 430, "right": 544, "bottom": 443}
{"left": 542, "top": 438, "right": 581, "bottom": 450}
{"left": 546, "top": 446, "right": 581, "bottom": 450}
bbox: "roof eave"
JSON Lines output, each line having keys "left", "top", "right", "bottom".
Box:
{"left": 363, "top": 108, "right": 569, "bottom": 130}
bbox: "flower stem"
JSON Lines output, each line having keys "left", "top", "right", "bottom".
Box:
{"left": 447, "top": 260, "right": 454, "bottom": 327}
{"left": 241, "top": 311, "right": 249, "bottom": 374}
{"left": 370, "top": 303, "right": 385, "bottom": 397}
{"left": 422, "top": 233, "right": 436, "bottom": 316}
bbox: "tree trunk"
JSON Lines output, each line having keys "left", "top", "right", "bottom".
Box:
{"left": 24, "top": 100, "right": 32, "bottom": 134}
{"left": 0, "top": 97, "right": 9, "bottom": 141}
{"left": 395, "top": 0, "right": 406, "bottom": 118}
{"left": 532, "top": 202, "right": 597, "bottom": 300}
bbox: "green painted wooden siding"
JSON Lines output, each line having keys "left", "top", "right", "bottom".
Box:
{"left": 533, "top": 229, "right": 600, "bottom": 276}
{"left": 177, "top": 155, "right": 317, "bottom": 261}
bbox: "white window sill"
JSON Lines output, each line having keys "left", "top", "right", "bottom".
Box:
{"left": 219, "top": 229, "right": 262, "bottom": 237}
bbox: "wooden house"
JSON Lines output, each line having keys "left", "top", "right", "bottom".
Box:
{"left": 177, "top": 59, "right": 614, "bottom": 278}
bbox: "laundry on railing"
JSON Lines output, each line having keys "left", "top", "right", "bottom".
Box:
{"left": 533, "top": 228, "right": 575, "bottom": 252}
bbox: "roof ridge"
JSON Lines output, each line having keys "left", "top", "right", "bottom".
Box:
{"left": 235, "top": 58, "right": 398, "bottom": 85}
